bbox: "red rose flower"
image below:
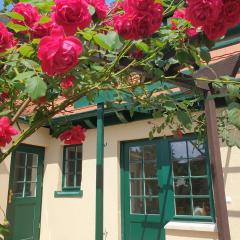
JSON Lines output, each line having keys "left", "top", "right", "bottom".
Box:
{"left": 176, "top": 129, "right": 183, "bottom": 139}
{"left": 186, "top": 0, "right": 223, "bottom": 28}
{"left": 114, "top": 0, "right": 163, "bottom": 40}
{"left": 12, "top": 3, "right": 40, "bottom": 28}
{"left": 0, "top": 23, "right": 16, "bottom": 53}
{"left": 203, "top": 19, "right": 228, "bottom": 40}
{"left": 87, "top": 0, "right": 109, "bottom": 20}
{"left": 172, "top": 8, "right": 198, "bottom": 37}
{"left": 31, "top": 21, "right": 54, "bottom": 39}
{"left": 38, "top": 27, "right": 83, "bottom": 76}
{"left": 52, "top": 0, "right": 92, "bottom": 35}
{"left": 61, "top": 76, "right": 75, "bottom": 89}
{"left": 0, "top": 92, "right": 9, "bottom": 101}
{"left": 0, "top": 116, "right": 18, "bottom": 148}
{"left": 126, "top": 0, "right": 155, "bottom": 11}
{"left": 59, "top": 125, "right": 86, "bottom": 144}
{"left": 222, "top": 0, "right": 240, "bottom": 28}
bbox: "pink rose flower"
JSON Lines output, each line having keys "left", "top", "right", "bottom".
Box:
{"left": 12, "top": 3, "right": 40, "bottom": 28}
{"left": 172, "top": 8, "right": 198, "bottom": 37}
{"left": 222, "top": 0, "right": 240, "bottom": 28}
{"left": 87, "top": 0, "right": 109, "bottom": 20}
{"left": 0, "top": 23, "right": 16, "bottom": 53}
{"left": 31, "top": 21, "right": 54, "bottom": 39}
{"left": 38, "top": 27, "right": 83, "bottom": 76}
{"left": 59, "top": 125, "right": 86, "bottom": 144}
{"left": 0, "top": 116, "right": 18, "bottom": 148}
{"left": 203, "top": 19, "right": 228, "bottom": 40}
{"left": 114, "top": 0, "right": 163, "bottom": 40}
{"left": 61, "top": 76, "right": 75, "bottom": 89}
{"left": 186, "top": 0, "right": 223, "bottom": 28}
{"left": 52, "top": 0, "right": 92, "bottom": 35}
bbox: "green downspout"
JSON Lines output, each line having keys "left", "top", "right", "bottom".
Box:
{"left": 95, "top": 103, "right": 104, "bottom": 240}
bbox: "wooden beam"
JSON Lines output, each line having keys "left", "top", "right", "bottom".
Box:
{"left": 95, "top": 103, "right": 104, "bottom": 240}
{"left": 205, "top": 91, "right": 231, "bottom": 240}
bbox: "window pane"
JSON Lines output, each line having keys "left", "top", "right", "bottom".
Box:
{"left": 173, "top": 159, "right": 188, "bottom": 176}
{"left": 144, "top": 145, "right": 157, "bottom": 162}
{"left": 76, "top": 160, "right": 82, "bottom": 173}
{"left": 76, "top": 173, "right": 81, "bottom": 187}
{"left": 65, "top": 161, "right": 75, "bottom": 174}
{"left": 27, "top": 153, "right": 38, "bottom": 167}
{"left": 13, "top": 182, "right": 24, "bottom": 197}
{"left": 14, "top": 167, "right": 25, "bottom": 181}
{"left": 15, "top": 152, "right": 26, "bottom": 167}
{"left": 144, "top": 162, "right": 157, "bottom": 178}
{"left": 187, "top": 141, "right": 205, "bottom": 158}
{"left": 174, "top": 178, "right": 191, "bottom": 195}
{"left": 76, "top": 145, "right": 82, "bottom": 159}
{"left": 145, "top": 180, "right": 159, "bottom": 196}
{"left": 65, "top": 174, "right": 75, "bottom": 187}
{"left": 146, "top": 197, "right": 160, "bottom": 214}
{"left": 130, "top": 163, "right": 142, "bottom": 178}
{"left": 130, "top": 180, "right": 143, "bottom": 196}
{"left": 131, "top": 197, "right": 144, "bottom": 214}
{"left": 129, "top": 146, "right": 142, "bottom": 163}
{"left": 193, "top": 198, "right": 210, "bottom": 216}
{"left": 66, "top": 147, "right": 75, "bottom": 160}
{"left": 190, "top": 158, "right": 207, "bottom": 176}
{"left": 171, "top": 141, "right": 187, "bottom": 159}
{"left": 175, "top": 198, "right": 192, "bottom": 215}
{"left": 192, "top": 178, "right": 209, "bottom": 195}
{"left": 26, "top": 168, "right": 37, "bottom": 182}
{"left": 25, "top": 182, "right": 36, "bottom": 197}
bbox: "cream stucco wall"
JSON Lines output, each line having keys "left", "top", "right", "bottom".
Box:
{"left": 0, "top": 119, "right": 240, "bottom": 240}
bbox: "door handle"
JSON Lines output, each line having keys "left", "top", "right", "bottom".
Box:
{"left": 8, "top": 189, "right": 13, "bottom": 204}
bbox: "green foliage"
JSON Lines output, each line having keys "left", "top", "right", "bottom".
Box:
{"left": 227, "top": 102, "right": 240, "bottom": 130}
{"left": 25, "top": 76, "right": 47, "bottom": 100}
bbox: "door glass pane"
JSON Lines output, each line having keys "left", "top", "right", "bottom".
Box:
{"left": 76, "top": 173, "right": 81, "bottom": 187}
{"left": 174, "top": 178, "right": 191, "bottom": 195}
{"left": 173, "top": 159, "right": 188, "bottom": 176}
{"left": 13, "top": 182, "right": 24, "bottom": 197}
{"left": 130, "top": 180, "right": 143, "bottom": 196}
{"left": 15, "top": 152, "right": 26, "bottom": 167}
{"left": 144, "top": 145, "right": 157, "bottom": 161}
{"left": 131, "top": 197, "right": 144, "bottom": 214}
{"left": 129, "top": 147, "right": 142, "bottom": 163}
{"left": 76, "top": 145, "right": 82, "bottom": 159}
{"left": 146, "top": 197, "right": 160, "bottom": 214}
{"left": 26, "top": 168, "right": 37, "bottom": 182}
{"left": 145, "top": 180, "right": 158, "bottom": 196}
{"left": 65, "top": 161, "right": 75, "bottom": 174}
{"left": 14, "top": 167, "right": 25, "bottom": 181}
{"left": 192, "top": 178, "right": 209, "bottom": 195}
{"left": 193, "top": 198, "right": 210, "bottom": 216}
{"left": 171, "top": 141, "right": 187, "bottom": 159}
{"left": 25, "top": 182, "right": 36, "bottom": 197}
{"left": 188, "top": 141, "right": 205, "bottom": 158}
{"left": 144, "top": 162, "right": 157, "bottom": 178}
{"left": 130, "top": 163, "right": 142, "bottom": 178}
{"left": 27, "top": 153, "right": 38, "bottom": 167}
{"left": 175, "top": 198, "right": 192, "bottom": 215}
{"left": 76, "top": 160, "right": 82, "bottom": 173}
{"left": 65, "top": 174, "right": 74, "bottom": 187}
{"left": 190, "top": 158, "right": 207, "bottom": 176}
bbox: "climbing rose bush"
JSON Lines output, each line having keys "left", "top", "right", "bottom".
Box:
{"left": 0, "top": 23, "right": 16, "bottom": 53}
{"left": 61, "top": 76, "right": 75, "bottom": 89}
{"left": 0, "top": 117, "right": 18, "bottom": 148}
{"left": 37, "top": 27, "right": 83, "bottom": 76}
{"left": 52, "top": 0, "right": 92, "bottom": 35}
{"left": 59, "top": 125, "right": 86, "bottom": 144}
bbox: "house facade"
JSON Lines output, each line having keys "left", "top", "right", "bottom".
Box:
{"left": 1, "top": 44, "right": 240, "bottom": 240}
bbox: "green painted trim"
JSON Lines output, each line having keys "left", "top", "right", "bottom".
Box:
{"left": 95, "top": 103, "right": 104, "bottom": 240}
{"left": 54, "top": 190, "right": 83, "bottom": 198}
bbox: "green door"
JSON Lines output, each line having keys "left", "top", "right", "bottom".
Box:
{"left": 7, "top": 144, "right": 45, "bottom": 240}
{"left": 121, "top": 139, "right": 174, "bottom": 240}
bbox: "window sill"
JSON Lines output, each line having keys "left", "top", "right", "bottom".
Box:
{"left": 164, "top": 221, "right": 217, "bottom": 232}
{"left": 54, "top": 190, "right": 83, "bottom": 198}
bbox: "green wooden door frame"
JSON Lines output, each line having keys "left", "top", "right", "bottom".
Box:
{"left": 120, "top": 135, "right": 215, "bottom": 240}
{"left": 6, "top": 144, "right": 45, "bottom": 240}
